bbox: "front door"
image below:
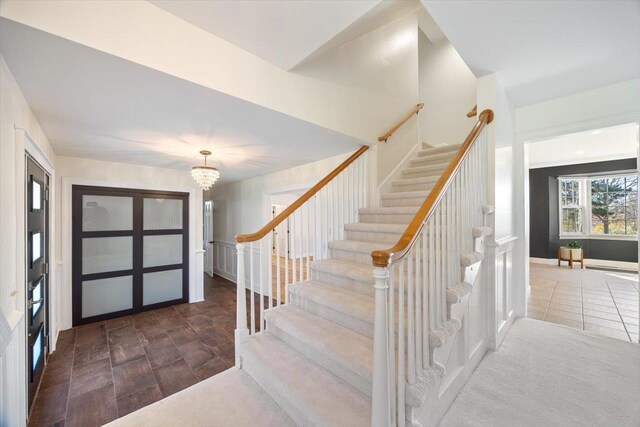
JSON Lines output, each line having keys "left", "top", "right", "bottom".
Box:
{"left": 26, "top": 156, "right": 49, "bottom": 410}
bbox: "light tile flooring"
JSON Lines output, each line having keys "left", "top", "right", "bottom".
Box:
{"left": 528, "top": 263, "right": 639, "bottom": 342}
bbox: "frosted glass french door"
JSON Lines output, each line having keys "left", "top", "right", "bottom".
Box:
{"left": 72, "top": 186, "right": 188, "bottom": 325}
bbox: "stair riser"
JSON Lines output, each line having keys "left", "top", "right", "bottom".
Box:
{"left": 310, "top": 269, "right": 374, "bottom": 296}
{"left": 392, "top": 182, "right": 435, "bottom": 193}
{"left": 358, "top": 213, "right": 415, "bottom": 224}
{"left": 346, "top": 229, "right": 402, "bottom": 244}
{"left": 410, "top": 156, "right": 453, "bottom": 167}
{"left": 329, "top": 248, "right": 373, "bottom": 265}
{"left": 239, "top": 348, "right": 308, "bottom": 425}
{"left": 266, "top": 321, "right": 372, "bottom": 397}
{"left": 401, "top": 169, "right": 445, "bottom": 179}
{"left": 382, "top": 197, "right": 424, "bottom": 207}
{"left": 416, "top": 151, "right": 457, "bottom": 160}
{"left": 418, "top": 145, "right": 460, "bottom": 155}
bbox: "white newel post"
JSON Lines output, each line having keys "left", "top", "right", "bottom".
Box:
{"left": 372, "top": 266, "right": 391, "bottom": 427}
{"left": 235, "top": 243, "right": 249, "bottom": 367}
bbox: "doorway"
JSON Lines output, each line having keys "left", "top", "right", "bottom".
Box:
{"left": 72, "top": 185, "right": 189, "bottom": 326}
{"left": 26, "top": 155, "right": 50, "bottom": 410}
{"left": 524, "top": 123, "right": 639, "bottom": 342}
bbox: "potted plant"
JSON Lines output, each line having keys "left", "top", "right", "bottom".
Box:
{"left": 558, "top": 241, "right": 584, "bottom": 268}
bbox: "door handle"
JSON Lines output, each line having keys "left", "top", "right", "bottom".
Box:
{"left": 28, "top": 299, "right": 43, "bottom": 308}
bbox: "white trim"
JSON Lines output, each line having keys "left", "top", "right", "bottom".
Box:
{"left": 558, "top": 234, "right": 638, "bottom": 241}
{"left": 377, "top": 142, "right": 420, "bottom": 197}
{"left": 519, "top": 113, "right": 640, "bottom": 144}
{"left": 529, "top": 257, "right": 557, "bottom": 265}
{"left": 60, "top": 176, "right": 203, "bottom": 330}
{"left": 530, "top": 256, "right": 638, "bottom": 271}
{"left": 558, "top": 173, "right": 638, "bottom": 239}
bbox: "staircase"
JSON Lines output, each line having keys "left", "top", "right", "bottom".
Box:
{"left": 233, "top": 105, "right": 494, "bottom": 427}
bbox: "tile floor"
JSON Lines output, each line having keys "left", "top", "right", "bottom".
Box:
{"left": 528, "top": 263, "right": 639, "bottom": 342}
{"left": 28, "top": 274, "right": 257, "bottom": 427}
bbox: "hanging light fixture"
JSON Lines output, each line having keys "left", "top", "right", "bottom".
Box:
{"left": 191, "top": 150, "right": 220, "bottom": 190}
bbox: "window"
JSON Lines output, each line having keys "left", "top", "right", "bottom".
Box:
{"left": 559, "top": 173, "right": 638, "bottom": 238}
{"left": 591, "top": 175, "right": 637, "bottom": 235}
{"left": 560, "top": 179, "right": 584, "bottom": 234}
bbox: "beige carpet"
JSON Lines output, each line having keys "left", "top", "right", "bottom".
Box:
{"left": 105, "top": 368, "right": 294, "bottom": 427}
{"left": 440, "top": 318, "right": 640, "bottom": 427}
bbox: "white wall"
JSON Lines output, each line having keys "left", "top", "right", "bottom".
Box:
{"left": 418, "top": 31, "right": 477, "bottom": 147}
{"left": 477, "top": 74, "right": 520, "bottom": 347}
{"left": 294, "top": 12, "right": 420, "bottom": 184}
{"left": 1, "top": 54, "right": 56, "bottom": 427}
{"left": 54, "top": 156, "right": 204, "bottom": 331}
{"left": 1, "top": 1, "right": 418, "bottom": 146}
{"left": 516, "top": 79, "right": 640, "bottom": 142}
{"left": 206, "top": 152, "right": 351, "bottom": 244}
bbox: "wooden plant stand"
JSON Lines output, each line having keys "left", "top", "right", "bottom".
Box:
{"left": 557, "top": 247, "right": 584, "bottom": 269}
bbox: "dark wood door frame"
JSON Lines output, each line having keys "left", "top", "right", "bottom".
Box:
{"left": 72, "top": 185, "right": 189, "bottom": 326}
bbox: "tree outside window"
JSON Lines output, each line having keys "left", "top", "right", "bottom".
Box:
{"left": 591, "top": 175, "right": 637, "bottom": 235}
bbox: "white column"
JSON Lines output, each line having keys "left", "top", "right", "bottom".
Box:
{"left": 235, "top": 243, "right": 249, "bottom": 367}
{"left": 371, "top": 266, "right": 391, "bottom": 427}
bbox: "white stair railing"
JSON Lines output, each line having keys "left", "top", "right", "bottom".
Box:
{"left": 370, "top": 110, "right": 493, "bottom": 426}
{"left": 234, "top": 146, "right": 370, "bottom": 356}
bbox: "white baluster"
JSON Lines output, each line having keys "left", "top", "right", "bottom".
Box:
{"left": 285, "top": 217, "right": 290, "bottom": 305}
{"left": 388, "top": 264, "right": 396, "bottom": 422}
{"left": 250, "top": 242, "right": 255, "bottom": 335}
{"left": 260, "top": 237, "right": 265, "bottom": 331}
{"left": 415, "top": 232, "right": 423, "bottom": 375}
{"left": 291, "top": 213, "right": 296, "bottom": 294}
{"left": 372, "top": 266, "right": 391, "bottom": 427}
{"left": 398, "top": 259, "right": 406, "bottom": 427}
{"left": 269, "top": 232, "right": 274, "bottom": 310}
{"left": 235, "top": 243, "right": 249, "bottom": 367}
{"left": 408, "top": 250, "right": 415, "bottom": 386}
{"left": 276, "top": 227, "right": 281, "bottom": 307}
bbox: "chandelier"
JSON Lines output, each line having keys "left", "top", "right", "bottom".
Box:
{"left": 191, "top": 150, "right": 220, "bottom": 190}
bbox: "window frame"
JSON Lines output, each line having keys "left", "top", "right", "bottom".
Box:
{"left": 558, "top": 172, "right": 638, "bottom": 241}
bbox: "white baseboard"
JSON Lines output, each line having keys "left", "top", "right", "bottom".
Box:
{"left": 529, "top": 257, "right": 556, "bottom": 265}
{"left": 530, "top": 257, "right": 638, "bottom": 271}
{"left": 585, "top": 258, "right": 638, "bottom": 271}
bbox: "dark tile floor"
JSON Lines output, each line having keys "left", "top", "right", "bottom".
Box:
{"left": 28, "top": 274, "right": 251, "bottom": 427}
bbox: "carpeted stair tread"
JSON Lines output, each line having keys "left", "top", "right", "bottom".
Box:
{"left": 381, "top": 190, "right": 429, "bottom": 200}
{"left": 288, "top": 281, "right": 374, "bottom": 336}
{"left": 359, "top": 206, "right": 420, "bottom": 215}
{"left": 344, "top": 222, "right": 407, "bottom": 233}
{"left": 393, "top": 175, "right": 440, "bottom": 187}
{"left": 264, "top": 305, "right": 373, "bottom": 396}
{"left": 417, "top": 143, "right": 461, "bottom": 156}
{"left": 239, "top": 333, "right": 371, "bottom": 427}
{"left": 309, "top": 258, "right": 374, "bottom": 295}
{"left": 106, "top": 367, "right": 295, "bottom": 427}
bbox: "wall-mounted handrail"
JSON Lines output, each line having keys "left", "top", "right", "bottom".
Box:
{"left": 378, "top": 103, "right": 424, "bottom": 142}
{"left": 466, "top": 104, "right": 477, "bottom": 118}
{"left": 371, "top": 109, "right": 494, "bottom": 267}
{"left": 236, "top": 145, "right": 369, "bottom": 243}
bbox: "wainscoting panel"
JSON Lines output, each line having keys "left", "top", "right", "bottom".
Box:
{"left": 494, "top": 236, "right": 518, "bottom": 348}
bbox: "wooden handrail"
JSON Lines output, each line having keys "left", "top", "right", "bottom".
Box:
{"left": 466, "top": 104, "right": 477, "bottom": 118}
{"left": 236, "top": 145, "right": 369, "bottom": 243}
{"left": 378, "top": 103, "right": 424, "bottom": 142}
{"left": 371, "top": 109, "right": 494, "bottom": 267}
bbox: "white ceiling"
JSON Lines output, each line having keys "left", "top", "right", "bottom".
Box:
{"left": 528, "top": 123, "right": 638, "bottom": 169}
{"left": 148, "top": 0, "right": 382, "bottom": 70}
{"left": 0, "top": 19, "right": 364, "bottom": 182}
{"left": 422, "top": 0, "right": 640, "bottom": 107}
